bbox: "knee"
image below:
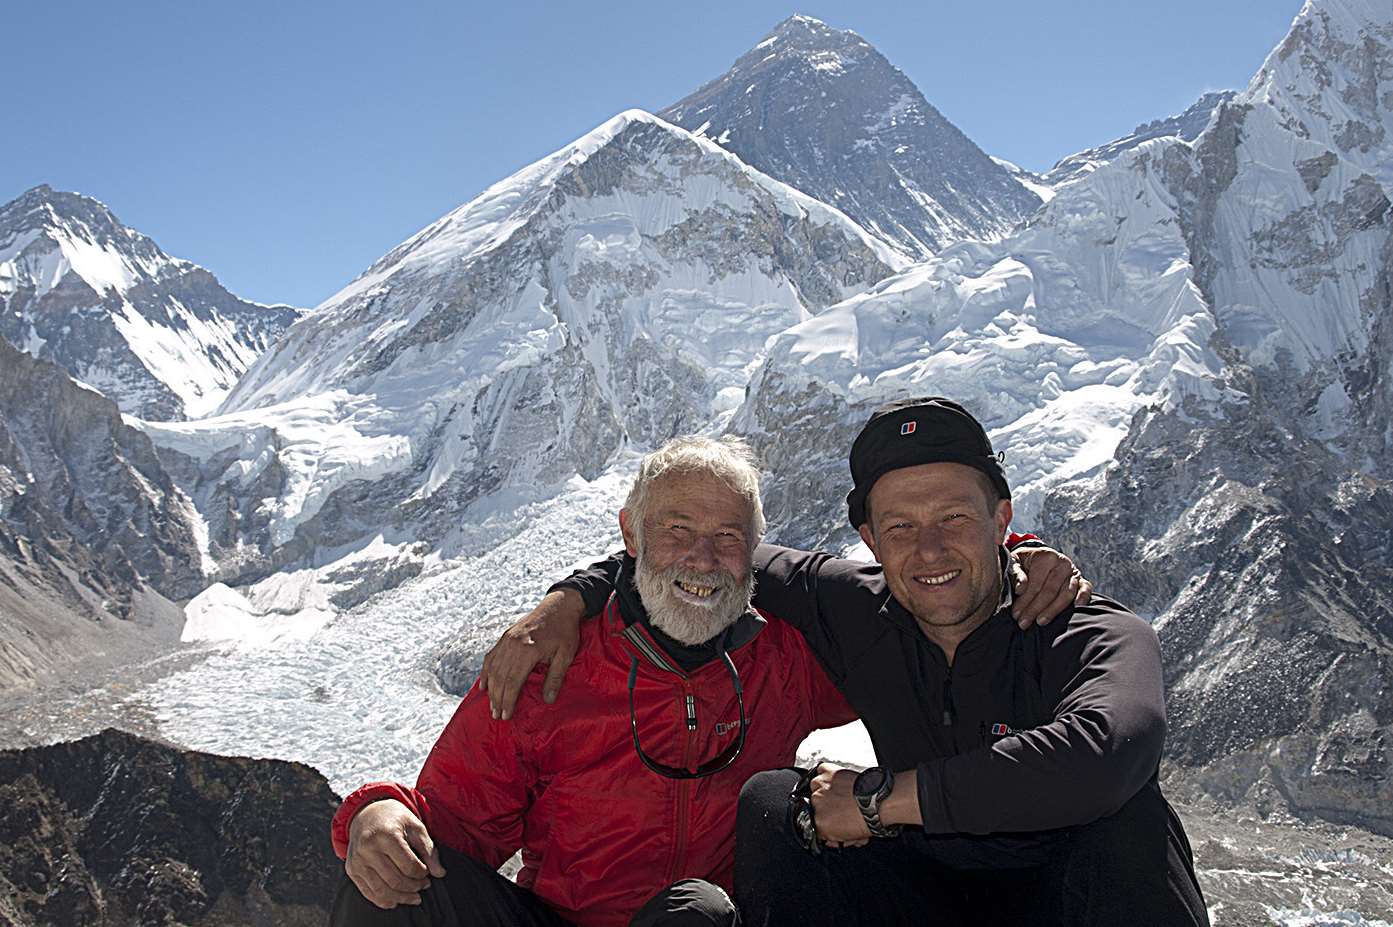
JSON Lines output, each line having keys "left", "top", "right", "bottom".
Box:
{"left": 630, "top": 879, "right": 738, "bottom": 927}
{"left": 738, "top": 767, "right": 800, "bottom": 824}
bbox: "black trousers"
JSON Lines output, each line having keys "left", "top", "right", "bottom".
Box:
{"left": 733, "top": 769, "right": 1209, "bottom": 927}
{"left": 330, "top": 844, "right": 738, "bottom": 927}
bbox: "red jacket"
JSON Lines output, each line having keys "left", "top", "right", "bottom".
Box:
{"left": 331, "top": 597, "right": 855, "bottom": 927}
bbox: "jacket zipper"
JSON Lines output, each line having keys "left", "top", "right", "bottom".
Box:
{"left": 942, "top": 669, "right": 955, "bottom": 727}
{"left": 670, "top": 680, "right": 696, "bottom": 883}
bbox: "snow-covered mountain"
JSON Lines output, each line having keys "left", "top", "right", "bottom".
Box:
{"left": 0, "top": 186, "right": 300, "bottom": 421}
{"left": 1044, "top": 91, "right": 1238, "bottom": 188}
{"left": 3, "top": 7, "right": 1388, "bottom": 917}
{"left": 659, "top": 15, "right": 1043, "bottom": 260}
{"left": 734, "top": 0, "right": 1393, "bottom": 834}
{"left": 139, "top": 110, "right": 900, "bottom": 606}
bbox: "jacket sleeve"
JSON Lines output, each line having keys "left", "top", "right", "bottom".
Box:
{"left": 914, "top": 598, "right": 1166, "bottom": 835}
{"left": 330, "top": 683, "right": 536, "bottom": 868}
{"left": 547, "top": 551, "right": 624, "bottom": 617}
{"left": 788, "top": 626, "right": 858, "bottom": 730}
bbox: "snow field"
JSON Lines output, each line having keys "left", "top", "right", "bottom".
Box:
{"left": 144, "top": 464, "right": 637, "bottom": 794}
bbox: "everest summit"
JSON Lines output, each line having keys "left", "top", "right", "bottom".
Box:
{"left": 660, "top": 15, "right": 1044, "bottom": 260}
{"left": 0, "top": 186, "right": 300, "bottom": 421}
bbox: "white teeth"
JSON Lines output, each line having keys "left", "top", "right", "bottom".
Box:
{"left": 915, "top": 571, "right": 960, "bottom": 586}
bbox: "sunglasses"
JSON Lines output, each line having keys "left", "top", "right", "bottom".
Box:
{"left": 627, "top": 651, "right": 747, "bottom": 780}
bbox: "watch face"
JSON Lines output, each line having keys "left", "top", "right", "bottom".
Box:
{"left": 854, "top": 767, "right": 887, "bottom": 799}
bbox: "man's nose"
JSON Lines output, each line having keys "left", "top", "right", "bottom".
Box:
{"left": 914, "top": 524, "right": 947, "bottom": 558}
{"left": 682, "top": 535, "right": 719, "bottom": 572}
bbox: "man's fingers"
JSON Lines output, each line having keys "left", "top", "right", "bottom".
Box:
{"left": 1032, "top": 572, "right": 1081, "bottom": 627}
{"left": 495, "top": 671, "right": 525, "bottom": 722}
{"left": 1009, "top": 560, "right": 1029, "bottom": 592}
{"left": 353, "top": 861, "right": 422, "bottom": 909}
{"left": 382, "top": 834, "right": 431, "bottom": 886}
{"left": 404, "top": 821, "right": 447, "bottom": 879}
{"left": 1036, "top": 573, "right": 1090, "bottom": 625}
{"left": 541, "top": 651, "right": 571, "bottom": 704}
{"left": 1015, "top": 557, "right": 1070, "bottom": 626}
{"left": 1074, "top": 576, "right": 1094, "bottom": 606}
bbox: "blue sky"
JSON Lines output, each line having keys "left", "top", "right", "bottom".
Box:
{"left": 4, "top": 0, "right": 1299, "bottom": 308}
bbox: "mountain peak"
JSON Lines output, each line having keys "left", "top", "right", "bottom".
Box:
{"left": 659, "top": 18, "right": 1041, "bottom": 258}
{"left": 1247, "top": 0, "right": 1393, "bottom": 190}
{"left": 743, "top": 14, "right": 870, "bottom": 66}
{"left": 0, "top": 185, "right": 301, "bottom": 420}
{"left": 765, "top": 14, "right": 848, "bottom": 41}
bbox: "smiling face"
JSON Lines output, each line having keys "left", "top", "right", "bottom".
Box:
{"left": 620, "top": 470, "right": 756, "bottom": 646}
{"left": 858, "top": 463, "right": 1012, "bottom": 651}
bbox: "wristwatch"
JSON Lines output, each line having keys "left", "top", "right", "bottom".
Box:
{"left": 852, "top": 766, "right": 902, "bottom": 838}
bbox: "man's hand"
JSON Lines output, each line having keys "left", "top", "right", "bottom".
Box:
{"left": 1009, "top": 546, "right": 1093, "bottom": 629}
{"left": 344, "top": 799, "right": 446, "bottom": 909}
{"left": 808, "top": 763, "right": 871, "bottom": 848}
{"left": 480, "top": 588, "right": 585, "bottom": 720}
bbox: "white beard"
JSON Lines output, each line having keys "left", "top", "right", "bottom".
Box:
{"left": 635, "top": 553, "right": 754, "bottom": 646}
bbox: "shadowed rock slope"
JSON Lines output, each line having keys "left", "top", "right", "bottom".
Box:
{"left": 0, "top": 729, "right": 341, "bottom": 926}
{"left": 0, "top": 335, "right": 202, "bottom": 691}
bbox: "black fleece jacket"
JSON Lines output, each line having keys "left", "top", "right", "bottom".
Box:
{"left": 554, "top": 543, "right": 1167, "bottom": 843}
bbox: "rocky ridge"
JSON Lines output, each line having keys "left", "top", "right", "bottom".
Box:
{"left": 0, "top": 728, "right": 340, "bottom": 926}
{"left": 1044, "top": 91, "right": 1238, "bottom": 188}
{"left": 0, "top": 186, "right": 300, "bottom": 421}
{"left": 659, "top": 15, "right": 1043, "bottom": 260}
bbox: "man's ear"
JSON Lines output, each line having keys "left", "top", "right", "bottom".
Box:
{"left": 993, "top": 499, "right": 1014, "bottom": 543}
{"left": 857, "top": 523, "right": 882, "bottom": 562}
{"left": 618, "top": 509, "right": 640, "bottom": 557}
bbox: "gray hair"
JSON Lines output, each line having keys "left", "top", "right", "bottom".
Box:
{"left": 624, "top": 435, "right": 766, "bottom": 544}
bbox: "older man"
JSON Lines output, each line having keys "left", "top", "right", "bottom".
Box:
{"left": 486, "top": 398, "right": 1207, "bottom": 926}
{"left": 329, "top": 436, "right": 857, "bottom": 927}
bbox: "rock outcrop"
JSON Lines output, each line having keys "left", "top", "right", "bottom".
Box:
{"left": 0, "top": 728, "right": 341, "bottom": 926}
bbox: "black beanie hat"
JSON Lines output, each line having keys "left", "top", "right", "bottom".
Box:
{"left": 845, "top": 397, "right": 1010, "bottom": 528}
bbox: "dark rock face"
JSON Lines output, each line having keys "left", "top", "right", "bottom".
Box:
{"left": 0, "top": 728, "right": 341, "bottom": 926}
{"left": 0, "top": 335, "right": 202, "bottom": 689}
{"left": 1042, "top": 391, "right": 1393, "bottom": 836}
{"left": 660, "top": 16, "right": 1041, "bottom": 259}
{"left": 0, "top": 185, "right": 299, "bottom": 421}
